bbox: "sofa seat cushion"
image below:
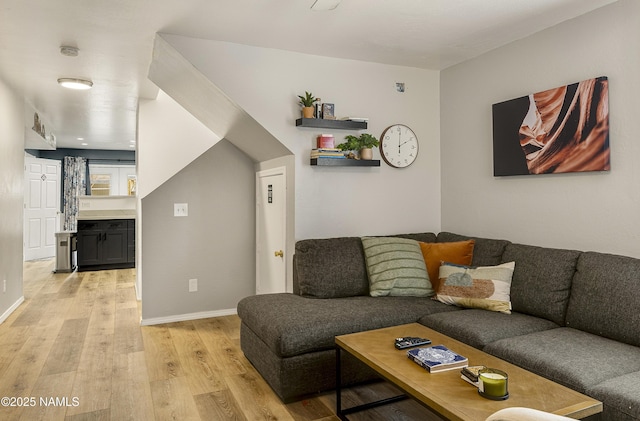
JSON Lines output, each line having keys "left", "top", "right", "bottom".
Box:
{"left": 239, "top": 322, "right": 378, "bottom": 402}
{"left": 484, "top": 328, "right": 640, "bottom": 393}
{"left": 418, "top": 309, "right": 559, "bottom": 350}
{"left": 586, "top": 371, "right": 640, "bottom": 421}
{"left": 502, "top": 243, "right": 580, "bottom": 326}
{"left": 237, "top": 293, "right": 460, "bottom": 358}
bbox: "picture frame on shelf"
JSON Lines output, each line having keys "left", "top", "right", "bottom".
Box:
{"left": 322, "top": 103, "right": 335, "bottom": 120}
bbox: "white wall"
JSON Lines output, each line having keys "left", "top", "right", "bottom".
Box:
{"left": 0, "top": 76, "right": 25, "bottom": 323}
{"left": 162, "top": 35, "right": 442, "bottom": 240}
{"left": 137, "top": 90, "right": 222, "bottom": 200}
{"left": 441, "top": 0, "right": 640, "bottom": 257}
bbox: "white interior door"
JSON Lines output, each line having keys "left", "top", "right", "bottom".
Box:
{"left": 256, "top": 167, "right": 286, "bottom": 295}
{"left": 24, "top": 157, "right": 61, "bottom": 261}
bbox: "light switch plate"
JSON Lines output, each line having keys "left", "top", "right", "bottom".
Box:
{"left": 174, "top": 203, "right": 188, "bottom": 217}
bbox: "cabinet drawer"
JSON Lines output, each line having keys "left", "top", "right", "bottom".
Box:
{"left": 105, "top": 220, "right": 128, "bottom": 231}
{"left": 78, "top": 220, "right": 101, "bottom": 231}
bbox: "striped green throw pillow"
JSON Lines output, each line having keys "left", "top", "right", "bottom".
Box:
{"left": 361, "top": 237, "right": 433, "bottom": 297}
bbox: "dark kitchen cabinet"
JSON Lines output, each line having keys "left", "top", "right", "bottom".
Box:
{"left": 77, "top": 219, "right": 135, "bottom": 271}
{"left": 127, "top": 219, "right": 135, "bottom": 264}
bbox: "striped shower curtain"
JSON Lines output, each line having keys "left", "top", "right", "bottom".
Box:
{"left": 63, "top": 156, "right": 87, "bottom": 231}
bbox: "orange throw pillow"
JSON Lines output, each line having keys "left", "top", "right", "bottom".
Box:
{"left": 419, "top": 240, "right": 475, "bottom": 291}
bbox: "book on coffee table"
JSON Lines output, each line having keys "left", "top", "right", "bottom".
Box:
{"left": 407, "top": 345, "right": 468, "bottom": 373}
{"left": 461, "top": 365, "right": 486, "bottom": 387}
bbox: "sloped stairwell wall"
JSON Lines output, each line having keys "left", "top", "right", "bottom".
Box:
{"left": 139, "top": 36, "right": 294, "bottom": 322}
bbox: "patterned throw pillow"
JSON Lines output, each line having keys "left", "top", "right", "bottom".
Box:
{"left": 361, "top": 237, "right": 433, "bottom": 297}
{"left": 435, "top": 262, "right": 515, "bottom": 313}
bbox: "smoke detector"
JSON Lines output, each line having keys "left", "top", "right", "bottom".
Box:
{"left": 60, "top": 46, "right": 79, "bottom": 57}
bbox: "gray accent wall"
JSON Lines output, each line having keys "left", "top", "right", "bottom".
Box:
{"left": 0, "top": 76, "right": 24, "bottom": 321}
{"left": 141, "top": 139, "right": 255, "bottom": 321}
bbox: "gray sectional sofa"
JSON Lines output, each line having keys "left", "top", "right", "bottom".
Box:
{"left": 236, "top": 232, "right": 640, "bottom": 420}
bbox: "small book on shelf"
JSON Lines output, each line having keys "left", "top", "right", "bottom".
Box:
{"left": 310, "top": 148, "right": 345, "bottom": 159}
{"left": 407, "top": 345, "right": 468, "bottom": 373}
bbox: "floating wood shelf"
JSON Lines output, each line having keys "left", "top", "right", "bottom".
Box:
{"left": 310, "top": 158, "right": 380, "bottom": 167}
{"left": 296, "top": 118, "right": 367, "bottom": 130}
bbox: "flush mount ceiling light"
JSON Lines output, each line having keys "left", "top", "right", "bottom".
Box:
{"left": 310, "top": 0, "right": 341, "bottom": 11}
{"left": 57, "top": 78, "right": 93, "bottom": 90}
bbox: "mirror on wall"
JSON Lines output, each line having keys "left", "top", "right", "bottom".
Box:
{"left": 88, "top": 163, "right": 136, "bottom": 197}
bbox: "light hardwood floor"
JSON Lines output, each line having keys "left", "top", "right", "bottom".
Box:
{"left": 0, "top": 260, "right": 437, "bottom": 421}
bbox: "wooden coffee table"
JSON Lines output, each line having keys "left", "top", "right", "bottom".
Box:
{"left": 335, "top": 323, "right": 602, "bottom": 421}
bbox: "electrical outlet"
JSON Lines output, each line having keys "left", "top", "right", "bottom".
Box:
{"left": 3, "top": 279, "right": 6, "bottom": 293}
{"left": 174, "top": 203, "right": 188, "bottom": 217}
{"left": 188, "top": 278, "right": 198, "bottom": 292}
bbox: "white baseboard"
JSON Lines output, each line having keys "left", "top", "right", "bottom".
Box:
{"left": 0, "top": 296, "right": 25, "bottom": 325}
{"left": 140, "top": 308, "right": 237, "bottom": 326}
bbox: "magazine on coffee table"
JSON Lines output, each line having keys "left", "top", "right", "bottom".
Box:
{"left": 407, "top": 345, "right": 468, "bottom": 373}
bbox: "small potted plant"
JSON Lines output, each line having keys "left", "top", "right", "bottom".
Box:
{"left": 336, "top": 133, "right": 379, "bottom": 160}
{"left": 297, "top": 91, "right": 318, "bottom": 119}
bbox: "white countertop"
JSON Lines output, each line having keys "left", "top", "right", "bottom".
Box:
{"left": 77, "top": 210, "right": 136, "bottom": 220}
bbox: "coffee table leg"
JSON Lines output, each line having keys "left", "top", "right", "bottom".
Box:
{"left": 336, "top": 346, "right": 347, "bottom": 420}
{"left": 335, "top": 345, "right": 408, "bottom": 420}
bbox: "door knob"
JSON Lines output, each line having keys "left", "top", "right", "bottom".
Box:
{"left": 274, "top": 250, "right": 284, "bottom": 258}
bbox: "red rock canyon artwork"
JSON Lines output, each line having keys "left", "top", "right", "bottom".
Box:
{"left": 492, "top": 76, "right": 610, "bottom": 176}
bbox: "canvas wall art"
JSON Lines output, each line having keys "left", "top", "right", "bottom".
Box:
{"left": 492, "top": 76, "right": 610, "bottom": 176}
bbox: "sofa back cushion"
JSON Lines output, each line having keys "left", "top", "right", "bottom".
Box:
{"left": 565, "top": 251, "right": 640, "bottom": 347}
{"left": 502, "top": 243, "right": 580, "bottom": 325}
{"left": 437, "top": 232, "right": 510, "bottom": 266}
{"left": 294, "top": 237, "right": 367, "bottom": 298}
{"left": 294, "top": 233, "right": 436, "bottom": 298}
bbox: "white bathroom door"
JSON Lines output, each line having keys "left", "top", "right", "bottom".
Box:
{"left": 256, "top": 167, "right": 286, "bottom": 294}
{"left": 24, "top": 157, "right": 61, "bottom": 261}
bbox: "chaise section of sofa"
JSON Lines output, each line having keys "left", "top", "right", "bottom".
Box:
{"left": 237, "top": 293, "right": 458, "bottom": 401}
{"left": 237, "top": 232, "right": 461, "bottom": 401}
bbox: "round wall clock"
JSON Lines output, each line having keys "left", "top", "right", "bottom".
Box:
{"left": 380, "top": 124, "right": 419, "bottom": 168}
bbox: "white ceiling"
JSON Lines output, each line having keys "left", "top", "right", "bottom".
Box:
{"left": 0, "top": 0, "right": 619, "bottom": 151}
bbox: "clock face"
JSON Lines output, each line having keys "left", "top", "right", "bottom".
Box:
{"left": 380, "top": 124, "right": 418, "bottom": 168}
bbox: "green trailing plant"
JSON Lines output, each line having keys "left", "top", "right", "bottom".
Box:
{"left": 336, "top": 133, "right": 380, "bottom": 151}
{"left": 297, "top": 91, "right": 318, "bottom": 107}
